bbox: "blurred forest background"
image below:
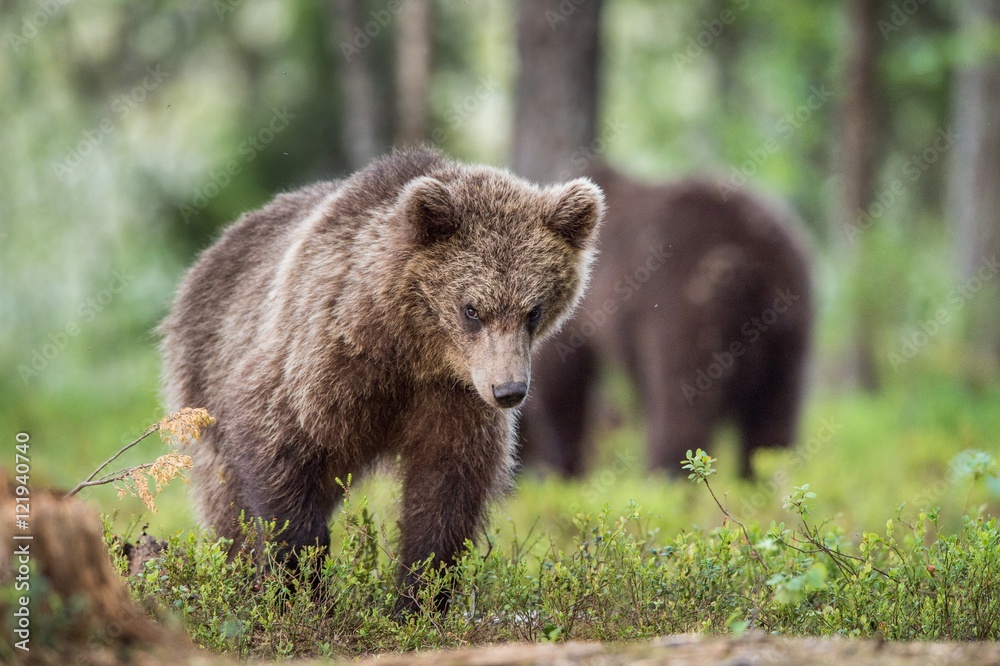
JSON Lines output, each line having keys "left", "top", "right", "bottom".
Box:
{"left": 2, "top": 0, "right": 999, "bottom": 537}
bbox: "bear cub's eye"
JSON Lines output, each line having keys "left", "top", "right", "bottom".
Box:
{"left": 464, "top": 305, "right": 479, "bottom": 321}
{"left": 527, "top": 304, "right": 543, "bottom": 329}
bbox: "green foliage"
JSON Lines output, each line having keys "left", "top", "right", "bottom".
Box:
{"left": 110, "top": 452, "right": 999, "bottom": 660}
{"left": 782, "top": 484, "right": 817, "bottom": 518}
{"left": 681, "top": 448, "right": 718, "bottom": 482}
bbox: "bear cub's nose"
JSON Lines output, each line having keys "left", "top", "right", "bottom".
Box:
{"left": 492, "top": 381, "right": 528, "bottom": 409}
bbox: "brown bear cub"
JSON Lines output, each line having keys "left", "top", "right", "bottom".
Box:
{"left": 520, "top": 166, "right": 813, "bottom": 479}
{"left": 159, "top": 147, "right": 604, "bottom": 613}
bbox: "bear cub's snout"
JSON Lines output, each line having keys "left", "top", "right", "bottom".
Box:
{"left": 492, "top": 380, "right": 528, "bottom": 408}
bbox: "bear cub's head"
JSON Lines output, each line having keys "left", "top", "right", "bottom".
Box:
{"left": 398, "top": 168, "right": 604, "bottom": 410}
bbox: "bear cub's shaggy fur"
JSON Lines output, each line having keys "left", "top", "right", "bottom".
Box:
{"left": 160, "top": 147, "right": 604, "bottom": 611}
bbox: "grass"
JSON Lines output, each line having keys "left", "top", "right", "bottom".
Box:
{"left": 113, "top": 452, "right": 999, "bottom": 661}
{"left": 72, "top": 373, "right": 998, "bottom": 659}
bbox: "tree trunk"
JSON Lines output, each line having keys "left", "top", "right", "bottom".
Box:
{"left": 395, "top": 0, "right": 433, "bottom": 147}
{"left": 331, "top": 0, "right": 386, "bottom": 169}
{"left": 511, "top": 0, "right": 604, "bottom": 184}
{"left": 838, "top": 0, "right": 881, "bottom": 391}
{"left": 947, "top": 0, "right": 1000, "bottom": 371}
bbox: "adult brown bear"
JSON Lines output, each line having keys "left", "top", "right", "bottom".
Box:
{"left": 159, "top": 148, "right": 604, "bottom": 612}
{"left": 519, "top": 166, "right": 813, "bottom": 478}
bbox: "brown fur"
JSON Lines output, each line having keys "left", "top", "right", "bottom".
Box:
{"left": 520, "top": 166, "right": 813, "bottom": 478}
{"left": 159, "top": 147, "right": 603, "bottom": 611}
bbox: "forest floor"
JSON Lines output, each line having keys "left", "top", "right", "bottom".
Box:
{"left": 345, "top": 634, "right": 1000, "bottom": 666}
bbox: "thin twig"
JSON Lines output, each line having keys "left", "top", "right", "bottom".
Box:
{"left": 704, "top": 478, "right": 769, "bottom": 573}
{"left": 67, "top": 424, "right": 161, "bottom": 496}
{"left": 793, "top": 520, "right": 896, "bottom": 581}
{"left": 66, "top": 462, "right": 158, "bottom": 495}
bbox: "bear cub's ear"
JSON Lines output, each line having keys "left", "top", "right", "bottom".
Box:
{"left": 546, "top": 178, "right": 605, "bottom": 249}
{"left": 403, "top": 176, "right": 459, "bottom": 244}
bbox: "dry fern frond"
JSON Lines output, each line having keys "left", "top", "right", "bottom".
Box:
{"left": 149, "top": 452, "right": 193, "bottom": 490}
{"left": 158, "top": 407, "right": 215, "bottom": 447}
{"left": 118, "top": 454, "right": 193, "bottom": 513}
{"left": 130, "top": 468, "right": 157, "bottom": 513}
{"left": 68, "top": 408, "right": 212, "bottom": 504}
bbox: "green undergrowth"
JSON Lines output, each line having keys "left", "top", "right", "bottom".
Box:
{"left": 114, "top": 450, "right": 1000, "bottom": 661}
